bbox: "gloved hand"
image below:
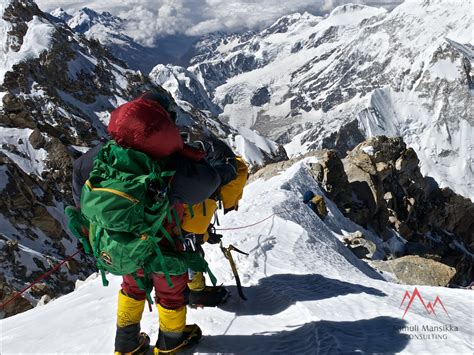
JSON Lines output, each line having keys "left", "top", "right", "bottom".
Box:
{"left": 207, "top": 231, "right": 223, "bottom": 244}
{"left": 206, "top": 223, "right": 223, "bottom": 244}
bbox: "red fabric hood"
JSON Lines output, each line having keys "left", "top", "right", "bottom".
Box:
{"left": 108, "top": 98, "right": 184, "bottom": 160}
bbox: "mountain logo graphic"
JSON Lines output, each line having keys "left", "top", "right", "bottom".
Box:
{"left": 399, "top": 287, "right": 450, "bottom": 319}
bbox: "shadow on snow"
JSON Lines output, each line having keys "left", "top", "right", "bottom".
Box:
{"left": 196, "top": 316, "right": 409, "bottom": 354}
{"left": 219, "top": 273, "right": 386, "bottom": 316}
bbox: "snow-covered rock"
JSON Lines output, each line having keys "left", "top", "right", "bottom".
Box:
{"left": 0, "top": 1, "right": 53, "bottom": 84}
{"left": 149, "top": 64, "right": 287, "bottom": 167}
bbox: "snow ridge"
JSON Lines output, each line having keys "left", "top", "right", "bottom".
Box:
{"left": 1, "top": 160, "right": 473, "bottom": 354}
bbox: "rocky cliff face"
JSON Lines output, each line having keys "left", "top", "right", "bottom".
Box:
{"left": 309, "top": 136, "right": 473, "bottom": 286}
{"left": 152, "top": 1, "right": 473, "bottom": 200}
{"left": 252, "top": 134, "right": 472, "bottom": 286}
{"left": 0, "top": 0, "right": 157, "bottom": 317}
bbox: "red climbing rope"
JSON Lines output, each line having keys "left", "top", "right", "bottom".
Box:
{"left": 215, "top": 213, "right": 276, "bottom": 231}
{"left": 0, "top": 248, "right": 83, "bottom": 310}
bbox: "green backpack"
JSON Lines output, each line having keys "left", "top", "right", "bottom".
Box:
{"left": 65, "top": 140, "right": 215, "bottom": 303}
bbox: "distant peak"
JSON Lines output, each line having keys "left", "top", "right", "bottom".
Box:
{"left": 50, "top": 7, "right": 72, "bottom": 21}
{"left": 263, "top": 12, "right": 319, "bottom": 36}
{"left": 80, "top": 7, "right": 98, "bottom": 15}
{"left": 78, "top": 7, "right": 116, "bottom": 19}
{"left": 329, "top": 3, "right": 375, "bottom": 16}
{"left": 274, "top": 12, "right": 318, "bottom": 24}
{"left": 66, "top": 6, "right": 122, "bottom": 33}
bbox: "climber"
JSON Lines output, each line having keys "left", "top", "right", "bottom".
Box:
{"left": 70, "top": 91, "right": 225, "bottom": 354}
{"left": 303, "top": 190, "right": 328, "bottom": 220}
{"left": 69, "top": 90, "right": 250, "bottom": 354}
{"left": 180, "top": 138, "right": 249, "bottom": 306}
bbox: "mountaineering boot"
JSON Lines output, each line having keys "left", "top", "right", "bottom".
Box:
{"left": 114, "top": 332, "right": 150, "bottom": 355}
{"left": 154, "top": 305, "right": 202, "bottom": 354}
{"left": 188, "top": 285, "right": 230, "bottom": 307}
{"left": 114, "top": 290, "right": 150, "bottom": 354}
{"left": 187, "top": 271, "right": 230, "bottom": 307}
{"left": 187, "top": 271, "right": 206, "bottom": 292}
{"left": 154, "top": 324, "right": 202, "bottom": 354}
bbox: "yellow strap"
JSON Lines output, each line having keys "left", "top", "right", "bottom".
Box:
{"left": 154, "top": 326, "right": 199, "bottom": 354}
{"left": 85, "top": 180, "right": 140, "bottom": 204}
{"left": 115, "top": 332, "right": 149, "bottom": 354}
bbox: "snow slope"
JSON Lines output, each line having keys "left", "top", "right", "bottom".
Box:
{"left": 1, "top": 159, "right": 472, "bottom": 354}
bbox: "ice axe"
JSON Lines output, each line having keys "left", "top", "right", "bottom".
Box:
{"left": 220, "top": 241, "right": 249, "bottom": 300}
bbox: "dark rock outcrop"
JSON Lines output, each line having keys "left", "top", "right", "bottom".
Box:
{"left": 250, "top": 87, "right": 271, "bottom": 106}
{"left": 28, "top": 128, "right": 46, "bottom": 149}
{"left": 310, "top": 135, "right": 473, "bottom": 286}
{"left": 321, "top": 120, "right": 365, "bottom": 157}
{"left": 0, "top": 282, "right": 33, "bottom": 318}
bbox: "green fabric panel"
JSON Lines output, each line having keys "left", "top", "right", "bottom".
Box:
{"left": 78, "top": 140, "right": 217, "bottom": 286}
{"left": 92, "top": 226, "right": 156, "bottom": 275}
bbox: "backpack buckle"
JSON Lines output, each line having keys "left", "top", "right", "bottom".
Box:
{"left": 148, "top": 181, "right": 168, "bottom": 203}
{"left": 154, "top": 189, "right": 167, "bottom": 202}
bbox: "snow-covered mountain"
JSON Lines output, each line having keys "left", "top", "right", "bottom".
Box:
{"left": 50, "top": 7, "right": 196, "bottom": 74}
{"left": 48, "top": 7, "right": 287, "bottom": 166}
{"left": 148, "top": 64, "right": 286, "bottom": 166}
{"left": 152, "top": 1, "right": 473, "bottom": 200}
{"left": 0, "top": 0, "right": 285, "bottom": 317}
{"left": 2, "top": 159, "right": 473, "bottom": 353}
